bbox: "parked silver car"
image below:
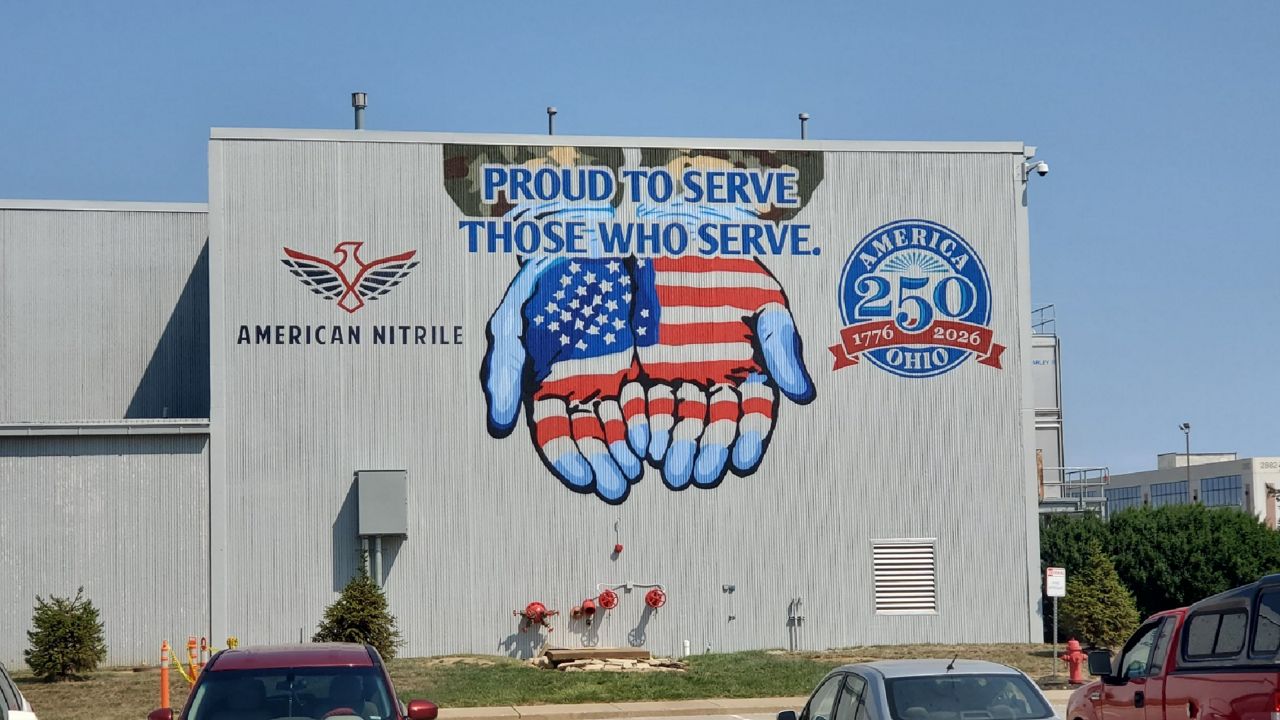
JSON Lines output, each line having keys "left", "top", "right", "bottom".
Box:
{"left": 0, "top": 661, "right": 37, "bottom": 720}
{"left": 781, "top": 659, "right": 1055, "bottom": 720}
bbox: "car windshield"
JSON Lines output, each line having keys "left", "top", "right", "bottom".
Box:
{"left": 884, "top": 674, "right": 1053, "bottom": 720}
{"left": 185, "top": 666, "right": 395, "bottom": 720}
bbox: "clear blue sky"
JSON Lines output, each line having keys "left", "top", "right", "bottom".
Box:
{"left": 2, "top": 1, "right": 1276, "bottom": 472}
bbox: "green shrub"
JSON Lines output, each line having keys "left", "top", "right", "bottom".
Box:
{"left": 1040, "top": 513, "right": 1108, "bottom": 578}
{"left": 25, "top": 587, "right": 107, "bottom": 681}
{"left": 1107, "top": 504, "right": 1280, "bottom": 617}
{"left": 1059, "top": 540, "right": 1140, "bottom": 647}
{"left": 314, "top": 555, "right": 402, "bottom": 660}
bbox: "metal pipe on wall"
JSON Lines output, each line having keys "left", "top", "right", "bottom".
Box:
{"left": 373, "top": 536, "right": 383, "bottom": 588}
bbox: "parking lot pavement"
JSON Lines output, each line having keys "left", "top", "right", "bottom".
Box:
{"left": 438, "top": 692, "right": 1074, "bottom": 720}
{"left": 443, "top": 702, "right": 1071, "bottom": 720}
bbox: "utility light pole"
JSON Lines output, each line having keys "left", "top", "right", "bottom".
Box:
{"left": 1179, "top": 422, "right": 1191, "bottom": 487}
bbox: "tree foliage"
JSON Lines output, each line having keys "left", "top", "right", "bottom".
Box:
{"left": 1041, "top": 506, "right": 1280, "bottom": 625}
{"left": 1040, "top": 513, "right": 1108, "bottom": 578}
{"left": 1108, "top": 504, "right": 1280, "bottom": 617}
{"left": 1058, "top": 540, "right": 1140, "bottom": 647}
{"left": 313, "top": 555, "right": 402, "bottom": 660}
{"left": 25, "top": 587, "right": 107, "bottom": 681}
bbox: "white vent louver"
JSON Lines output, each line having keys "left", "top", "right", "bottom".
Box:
{"left": 873, "top": 540, "right": 937, "bottom": 614}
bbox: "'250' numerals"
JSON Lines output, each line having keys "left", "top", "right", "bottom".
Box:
{"left": 855, "top": 274, "right": 977, "bottom": 331}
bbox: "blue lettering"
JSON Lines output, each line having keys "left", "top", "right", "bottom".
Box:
{"left": 622, "top": 170, "right": 648, "bottom": 202}
{"left": 587, "top": 169, "right": 614, "bottom": 201}
{"left": 741, "top": 224, "right": 766, "bottom": 255}
{"left": 718, "top": 224, "right": 742, "bottom": 255}
{"left": 662, "top": 223, "right": 689, "bottom": 255}
{"left": 647, "top": 169, "right": 674, "bottom": 203}
{"left": 460, "top": 220, "right": 485, "bottom": 252}
{"left": 564, "top": 221, "right": 586, "bottom": 253}
{"left": 682, "top": 170, "right": 704, "bottom": 202}
{"left": 697, "top": 224, "right": 719, "bottom": 255}
{"left": 513, "top": 222, "right": 539, "bottom": 254}
{"left": 726, "top": 172, "right": 748, "bottom": 203}
{"left": 533, "top": 167, "right": 560, "bottom": 200}
{"left": 636, "top": 223, "right": 663, "bottom": 254}
{"left": 508, "top": 167, "right": 533, "bottom": 201}
{"left": 482, "top": 166, "right": 507, "bottom": 202}
{"left": 599, "top": 223, "right": 633, "bottom": 254}
{"left": 542, "top": 221, "right": 565, "bottom": 253}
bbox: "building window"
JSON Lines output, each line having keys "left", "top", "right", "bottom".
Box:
{"left": 1106, "top": 486, "right": 1142, "bottom": 514}
{"left": 1201, "top": 475, "right": 1244, "bottom": 508}
{"left": 872, "top": 540, "right": 937, "bottom": 614}
{"left": 1150, "top": 480, "right": 1189, "bottom": 508}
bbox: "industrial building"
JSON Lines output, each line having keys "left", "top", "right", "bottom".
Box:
{"left": 2, "top": 128, "right": 1048, "bottom": 665}
{"left": 1105, "top": 453, "right": 1279, "bottom": 525}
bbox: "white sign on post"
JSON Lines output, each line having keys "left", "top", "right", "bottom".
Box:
{"left": 1046, "top": 567, "right": 1066, "bottom": 597}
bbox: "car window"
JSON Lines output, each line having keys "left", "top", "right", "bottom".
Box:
{"left": 1147, "top": 618, "right": 1175, "bottom": 674}
{"left": 835, "top": 674, "right": 867, "bottom": 720}
{"left": 804, "top": 676, "right": 843, "bottom": 720}
{"left": 185, "top": 666, "right": 393, "bottom": 720}
{"left": 885, "top": 674, "right": 1053, "bottom": 720}
{"left": 1185, "top": 610, "right": 1249, "bottom": 659}
{"left": 1254, "top": 590, "right": 1280, "bottom": 655}
{"left": 1118, "top": 621, "right": 1161, "bottom": 678}
{"left": 0, "top": 664, "right": 19, "bottom": 711}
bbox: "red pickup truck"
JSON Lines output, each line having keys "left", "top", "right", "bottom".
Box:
{"left": 1066, "top": 573, "right": 1279, "bottom": 720}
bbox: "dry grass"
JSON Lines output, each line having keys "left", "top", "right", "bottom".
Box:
{"left": 13, "top": 644, "right": 1057, "bottom": 720}
{"left": 14, "top": 667, "right": 191, "bottom": 720}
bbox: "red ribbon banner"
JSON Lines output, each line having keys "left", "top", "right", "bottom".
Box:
{"left": 828, "top": 319, "right": 1005, "bottom": 371}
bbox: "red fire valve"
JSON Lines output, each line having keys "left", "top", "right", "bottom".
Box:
{"left": 614, "top": 543, "right": 624, "bottom": 554}
{"left": 1060, "top": 638, "right": 1089, "bottom": 685}
{"left": 515, "top": 602, "right": 558, "bottom": 631}
{"left": 598, "top": 589, "right": 619, "bottom": 610}
{"left": 644, "top": 588, "right": 667, "bottom": 609}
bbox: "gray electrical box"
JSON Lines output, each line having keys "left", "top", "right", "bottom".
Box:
{"left": 356, "top": 470, "right": 409, "bottom": 537}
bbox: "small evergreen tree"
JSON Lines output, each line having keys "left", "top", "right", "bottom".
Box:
{"left": 1059, "top": 540, "right": 1140, "bottom": 647}
{"left": 25, "top": 587, "right": 107, "bottom": 681}
{"left": 313, "top": 555, "right": 402, "bottom": 659}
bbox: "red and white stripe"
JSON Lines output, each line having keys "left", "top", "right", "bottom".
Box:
{"left": 737, "top": 380, "right": 775, "bottom": 438}
{"left": 537, "top": 352, "right": 635, "bottom": 399}
{"left": 646, "top": 257, "right": 786, "bottom": 383}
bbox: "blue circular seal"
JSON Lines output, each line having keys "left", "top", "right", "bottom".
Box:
{"left": 837, "top": 219, "right": 993, "bottom": 379}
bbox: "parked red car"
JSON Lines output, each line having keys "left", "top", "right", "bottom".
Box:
{"left": 148, "top": 643, "right": 438, "bottom": 720}
{"left": 1066, "top": 573, "right": 1279, "bottom": 720}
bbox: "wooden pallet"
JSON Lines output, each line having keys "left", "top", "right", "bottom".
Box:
{"left": 543, "top": 647, "right": 652, "bottom": 663}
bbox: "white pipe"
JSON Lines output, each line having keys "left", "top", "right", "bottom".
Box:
{"left": 373, "top": 536, "right": 383, "bottom": 588}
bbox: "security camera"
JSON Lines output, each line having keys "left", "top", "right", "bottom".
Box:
{"left": 1024, "top": 160, "right": 1049, "bottom": 178}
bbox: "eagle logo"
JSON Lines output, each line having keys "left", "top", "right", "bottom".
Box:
{"left": 280, "top": 241, "right": 419, "bottom": 314}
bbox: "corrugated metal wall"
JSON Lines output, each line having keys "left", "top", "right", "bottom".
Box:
{"left": 0, "top": 205, "right": 209, "bottom": 422}
{"left": 209, "top": 133, "right": 1039, "bottom": 658}
{"left": 0, "top": 435, "right": 209, "bottom": 666}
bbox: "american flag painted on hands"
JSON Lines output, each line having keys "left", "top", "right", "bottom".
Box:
{"left": 484, "top": 256, "right": 648, "bottom": 504}
{"left": 628, "top": 255, "right": 814, "bottom": 491}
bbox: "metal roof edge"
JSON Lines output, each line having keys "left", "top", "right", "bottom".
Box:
{"left": 209, "top": 127, "right": 1027, "bottom": 154}
{"left": 0, "top": 199, "right": 208, "bottom": 213}
{"left": 0, "top": 419, "right": 211, "bottom": 437}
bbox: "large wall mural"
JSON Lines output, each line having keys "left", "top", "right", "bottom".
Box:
{"left": 444, "top": 145, "right": 824, "bottom": 504}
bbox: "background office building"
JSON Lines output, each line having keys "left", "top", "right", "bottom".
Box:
{"left": 1105, "top": 453, "right": 1280, "bottom": 526}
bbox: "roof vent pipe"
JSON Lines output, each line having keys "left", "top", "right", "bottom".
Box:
{"left": 547, "top": 106, "right": 557, "bottom": 135}
{"left": 799, "top": 113, "right": 810, "bottom": 140}
{"left": 352, "top": 92, "right": 368, "bottom": 130}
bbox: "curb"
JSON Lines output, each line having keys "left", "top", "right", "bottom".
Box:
{"left": 438, "top": 696, "right": 809, "bottom": 720}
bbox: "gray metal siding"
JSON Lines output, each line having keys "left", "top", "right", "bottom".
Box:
{"left": 209, "top": 136, "right": 1037, "bottom": 656}
{"left": 0, "top": 208, "right": 209, "bottom": 422}
{"left": 0, "top": 434, "right": 209, "bottom": 666}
